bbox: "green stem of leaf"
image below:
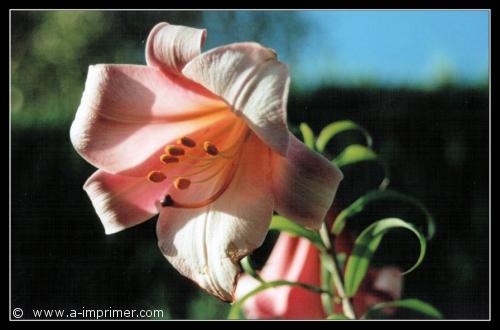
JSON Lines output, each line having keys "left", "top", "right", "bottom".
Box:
{"left": 240, "top": 256, "right": 265, "bottom": 283}
{"left": 319, "top": 223, "right": 357, "bottom": 320}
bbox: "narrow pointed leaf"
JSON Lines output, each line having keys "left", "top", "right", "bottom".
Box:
{"left": 344, "top": 218, "right": 427, "bottom": 298}
{"left": 333, "top": 144, "right": 377, "bottom": 167}
{"left": 362, "top": 299, "right": 443, "bottom": 319}
{"left": 332, "top": 144, "right": 390, "bottom": 189}
{"left": 270, "top": 215, "right": 325, "bottom": 250}
{"left": 320, "top": 254, "right": 334, "bottom": 315}
{"left": 332, "top": 189, "right": 436, "bottom": 239}
{"left": 240, "top": 256, "right": 264, "bottom": 283}
{"left": 299, "top": 122, "right": 316, "bottom": 150}
{"left": 316, "top": 120, "right": 373, "bottom": 152}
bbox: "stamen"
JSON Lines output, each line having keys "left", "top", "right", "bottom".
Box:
{"left": 162, "top": 154, "right": 241, "bottom": 209}
{"left": 160, "top": 154, "right": 179, "bottom": 164}
{"left": 161, "top": 194, "right": 174, "bottom": 207}
{"left": 182, "top": 159, "right": 219, "bottom": 176}
{"left": 177, "top": 136, "right": 197, "bottom": 148}
{"left": 158, "top": 119, "right": 249, "bottom": 209}
{"left": 191, "top": 161, "right": 229, "bottom": 184}
{"left": 174, "top": 177, "right": 191, "bottom": 190}
{"left": 147, "top": 171, "right": 166, "bottom": 183}
{"left": 203, "top": 120, "right": 237, "bottom": 142}
{"left": 218, "top": 131, "right": 249, "bottom": 159}
{"left": 165, "top": 145, "right": 185, "bottom": 156}
{"left": 162, "top": 170, "right": 235, "bottom": 209}
{"left": 185, "top": 153, "right": 214, "bottom": 161}
{"left": 203, "top": 141, "right": 219, "bottom": 156}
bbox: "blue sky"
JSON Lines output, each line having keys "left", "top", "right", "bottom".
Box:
{"left": 295, "top": 10, "right": 489, "bottom": 88}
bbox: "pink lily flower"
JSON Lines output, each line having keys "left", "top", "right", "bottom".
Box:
{"left": 235, "top": 231, "right": 402, "bottom": 319}
{"left": 70, "top": 22, "right": 343, "bottom": 302}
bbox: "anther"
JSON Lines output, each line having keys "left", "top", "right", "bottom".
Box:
{"left": 203, "top": 141, "right": 219, "bottom": 156}
{"left": 161, "top": 194, "right": 175, "bottom": 207}
{"left": 177, "top": 136, "right": 196, "bottom": 148}
{"left": 165, "top": 145, "right": 185, "bottom": 156}
{"left": 160, "top": 154, "right": 179, "bottom": 164}
{"left": 147, "top": 171, "right": 166, "bottom": 183}
{"left": 174, "top": 177, "right": 191, "bottom": 190}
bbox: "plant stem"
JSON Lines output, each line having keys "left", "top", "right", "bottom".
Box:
{"left": 319, "top": 223, "right": 357, "bottom": 319}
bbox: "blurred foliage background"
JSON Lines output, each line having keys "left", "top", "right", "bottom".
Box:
{"left": 11, "top": 11, "right": 489, "bottom": 319}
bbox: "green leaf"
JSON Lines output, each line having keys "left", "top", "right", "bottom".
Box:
{"left": 326, "top": 314, "right": 350, "bottom": 320}
{"left": 362, "top": 299, "right": 443, "bottom": 319}
{"left": 299, "top": 122, "right": 316, "bottom": 150}
{"left": 270, "top": 215, "right": 325, "bottom": 250}
{"left": 240, "top": 256, "right": 264, "bottom": 283}
{"left": 332, "top": 144, "right": 390, "bottom": 190}
{"left": 320, "top": 254, "right": 334, "bottom": 315}
{"left": 333, "top": 144, "right": 377, "bottom": 167}
{"left": 332, "top": 189, "right": 436, "bottom": 240}
{"left": 228, "top": 280, "right": 329, "bottom": 319}
{"left": 344, "top": 218, "right": 427, "bottom": 298}
{"left": 316, "top": 120, "right": 373, "bottom": 153}
{"left": 336, "top": 252, "right": 347, "bottom": 270}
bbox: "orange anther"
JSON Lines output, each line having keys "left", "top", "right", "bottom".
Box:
{"left": 203, "top": 141, "right": 219, "bottom": 156}
{"left": 174, "top": 177, "right": 191, "bottom": 190}
{"left": 160, "top": 154, "right": 179, "bottom": 164}
{"left": 165, "top": 145, "right": 185, "bottom": 156}
{"left": 177, "top": 136, "right": 196, "bottom": 148}
{"left": 147, "top": 171, "right": 166, "bottom": 183}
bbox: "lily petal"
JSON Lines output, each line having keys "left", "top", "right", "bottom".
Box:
{"left": 372, "top": 267, "right": 403, "bottom": 300}
{"left": 354, "top": 266, "right": 403, "bottom": 316}
{"left": 70, "top": 64, "right": 228, "bottom": 176}
{"left": 280, "top": 238, "right": 325, "bottom": 319}
{"left": 146, "top": 22, "right": 207, "bottom": 74}
{"left": 83, "top": 170, "right": 171, "bottom": 234}
{"left": 270, "top": 135, "right": 343, "bottom": 230}
{"left": 156, "top": 134, "right": 274, "bottom": 301}
{"left": 183, "top": 43, "right": 290, "bottom": 156}
{"left": 236, "top": 235, "right": 325, "bottom": 319}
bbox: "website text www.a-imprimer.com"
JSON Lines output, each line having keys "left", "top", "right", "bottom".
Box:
{"left": 11, "top": 307, "right": 166, "bottom": 320}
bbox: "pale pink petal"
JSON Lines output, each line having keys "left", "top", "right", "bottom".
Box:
{"left": 236, "top": 274, "right": 285, "bottom": 319}
{"left": 156, "top": 134, "right": 274, "bottom": 302}
{"left": 270, "top": 135, "right": 344, "bottom": 229}
{"left": 369, "top": 266, "right": 403, "bottom": 316}
{"left": 238, "top": 235, "right": 303, "bottom": 318}
{"left": 182, "top": 43, "right": 290, "bottom": 155}
{"left": 235, "top": 275, "right": 268, "bottom": 317}
{"left": 83, "top": 170, "right": 170, "bottom": 234}
{"left": 236, "top": 235, "right": 324, "bottom": 319}
{"left": 283, "top": 238, "right": 325, "bottom": 319}
{"left": 260, "top": 233, "right": 300, "bottom": 279}
{"left": 70, "top": 64, "right": 229, "bottom": 176}
{"left": 353, "top": 266, "right": 403, "bottom": 316}
{"left": 235, "top": 234, "right": 301, "bottom": 318}
{"left": 146, "top": 22, "right": 206, "bottom": 74}
{"left": 372, "top": 266, "right": 403, "bottom": 302}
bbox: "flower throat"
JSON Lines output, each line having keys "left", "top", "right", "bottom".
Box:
{"left": 146, "top": 120, "right": 249, "bottom": 209}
